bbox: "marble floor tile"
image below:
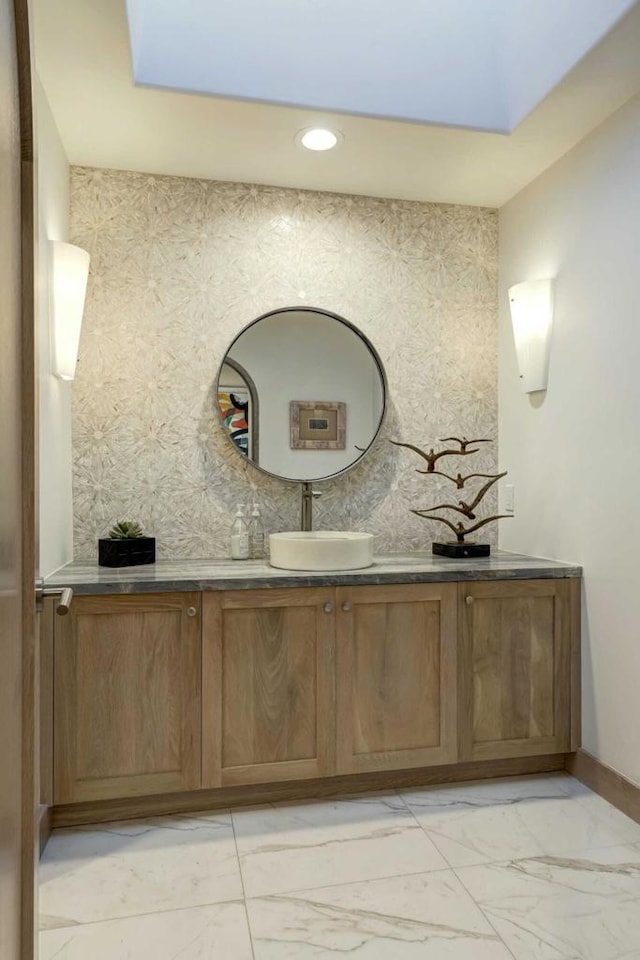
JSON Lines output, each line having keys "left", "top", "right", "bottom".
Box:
{"left": 39, "top": 901, "right": 253, "bottom": 960}
{"left": 457, "top": 844, "right": 640, "bottom": 960}
{"left": 400, "top": 774, "right": 640, "bottom": 868}
{"left": 232, "top": 792, "right": 448, "bottom": 897}
{"left": 570, "top": 781, "right": 640, "bottom": 834}
{"left": 247, "top": 869, "right": 515, "bottom": 958}
{"left": 39, "top": 811, "right": 244, "bottom": 926}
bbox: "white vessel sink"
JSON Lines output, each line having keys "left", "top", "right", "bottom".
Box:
{"left": 269, "top": 531, "right": 374, "bottom": 571}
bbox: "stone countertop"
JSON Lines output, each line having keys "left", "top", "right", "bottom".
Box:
{"left": 45, "top": 551, "right": 581, "bottom": 596}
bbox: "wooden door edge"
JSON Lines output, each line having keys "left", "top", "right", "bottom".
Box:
{"left": 38, "top": 805, "right": 51, "bottom": 857}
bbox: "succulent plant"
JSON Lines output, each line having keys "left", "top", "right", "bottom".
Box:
{"left": 108, "top": 521, "right": 145, "bottom": 540}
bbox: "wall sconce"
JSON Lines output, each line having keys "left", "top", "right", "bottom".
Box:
{"left": 508, "top": 278, "right": 554, "bottom": 393}
{"left": 50, "top": 240, "right": 90, "bottom": 381}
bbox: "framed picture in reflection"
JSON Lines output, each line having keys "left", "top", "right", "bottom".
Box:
{"left": 290, "top": 400, "right": 346, "bottom": 450}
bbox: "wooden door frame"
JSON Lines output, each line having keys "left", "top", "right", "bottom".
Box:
{"left": 14, "top": 0, "right": 37, "bottom": 955}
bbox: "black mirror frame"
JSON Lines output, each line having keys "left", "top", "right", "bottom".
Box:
{"left": 215, "top": 305, "right": 388, "bottom": 484}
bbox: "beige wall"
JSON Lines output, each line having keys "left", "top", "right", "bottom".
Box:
{"left": 36, "top": 79, "right": 73, "bottom": 578}
{"left": 499, "top": 94, "right": 640, "bottom": 786}
{"left": 70, "top": 168, "right": 498, "bottom": 559}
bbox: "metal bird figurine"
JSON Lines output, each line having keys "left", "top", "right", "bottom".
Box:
{"left": 391, "top": 436, "right": 511, "bottom": 555}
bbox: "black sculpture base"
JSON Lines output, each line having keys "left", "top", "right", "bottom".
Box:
{"left": 432, "top": 541, "right": 490, "bottom": 559}
{"left": 99, "top": 537, "right": 156, "bottom": 567}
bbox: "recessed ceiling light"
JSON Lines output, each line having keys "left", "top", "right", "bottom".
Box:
{"left": 296, "top": 127, "right": 341, "bottom": 151}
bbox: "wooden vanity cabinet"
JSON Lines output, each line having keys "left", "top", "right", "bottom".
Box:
{"left": 53, "top": 593, "right": 202, "bottom": 803}
{"left": 335, "top": 583, "right": 458, "bottom": 774}
{"left": 48, "top": 576, "right": 579, "bottom": 812}
{"left": 458, "top": 579, "right": 577, "bottom": 762}
{"left": 202, "top": 588, "right": 336, "bottom": 787}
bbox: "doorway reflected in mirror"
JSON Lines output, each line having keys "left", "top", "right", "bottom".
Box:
{"left": 217, "top": 358, "right": 259, "bottom": 461}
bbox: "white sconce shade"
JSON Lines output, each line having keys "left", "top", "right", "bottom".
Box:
{"left": 51, "top": 240, "right": 90, "bottom": 380}
{"left": 508, "top": 278, "right": 554, "bottom": 393}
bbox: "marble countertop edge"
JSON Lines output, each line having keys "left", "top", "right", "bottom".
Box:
{"left": 44, "top": 551, "right": 582, "bottom": 595}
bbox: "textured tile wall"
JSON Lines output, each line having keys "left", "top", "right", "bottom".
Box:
{"left": 70, "top": 168, "right": 498, "bottom": 559}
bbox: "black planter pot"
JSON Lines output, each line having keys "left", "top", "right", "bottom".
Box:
{"left": 98, "top": 537, "right": 156, "bottom": 567}
{"left": 432, "top": 541, "right": 490, "bottom": 558}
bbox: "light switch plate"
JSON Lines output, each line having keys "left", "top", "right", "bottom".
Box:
{"left": 504, "top": 484, "right": 515, "bottom": 515}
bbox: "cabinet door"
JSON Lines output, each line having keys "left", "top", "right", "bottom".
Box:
{"left": 54, "top": 593, "right": 201, "bottom": 803}
{"left": 336, "top": 583, "right": 458, "bottom": 774}
{"left": 203, "top": 588, "right": 336, "bottom": 787}
{"left": 459, "top": 579, "right": 572, "bottom": 761}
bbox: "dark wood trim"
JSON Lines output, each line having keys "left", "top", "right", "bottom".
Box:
{"left": 569, "top": 579, "right": 582, "bottom": 751}
{"left": 13, "top": 0, "right": 32, "bottom": 162}
{"left": 566, "top": 749, "right": 640, "bottom": 825}
{"left": 52, "top": 753, "right": 567, "bottom": 828}
{"left": 15, "top": 1, "right": 37, "bottom": 957}
{"left": 19, "top": 152, "right": 36, "bottom": 960}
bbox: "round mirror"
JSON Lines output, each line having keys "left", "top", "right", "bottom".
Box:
{"left": 216, "top": 306, "right": 387, "bottom": 482}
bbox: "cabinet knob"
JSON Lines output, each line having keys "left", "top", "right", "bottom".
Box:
{"left": 187, "top": 606, "right": 198, "bottom": 617}
{"left": 342, "top": 601, "right": 352, "bottom": 612}
{"left": 465, "top": 595, "right": 474, "bottom": 606}
{"left": 323, "top": 602, "right": 334, "bottom": 614}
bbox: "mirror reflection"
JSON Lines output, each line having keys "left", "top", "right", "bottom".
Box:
{"left": 216, "top": 307, "right": 386, "bottom": 482}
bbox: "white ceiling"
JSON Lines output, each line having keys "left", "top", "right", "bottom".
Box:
{"left": 34, "top": 0, "right": 640, "bottom": 207}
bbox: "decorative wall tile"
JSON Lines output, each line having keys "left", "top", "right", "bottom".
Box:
{"left": 70, "top": 168, "right": 498, "bottom": 559}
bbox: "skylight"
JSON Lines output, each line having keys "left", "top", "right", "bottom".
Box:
{"left": 126, "top": 0, "right": 635, "bottom": 133}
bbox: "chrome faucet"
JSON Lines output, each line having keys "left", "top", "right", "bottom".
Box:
{"left": 301, "top": 482, "right": 322, "bottom": 531}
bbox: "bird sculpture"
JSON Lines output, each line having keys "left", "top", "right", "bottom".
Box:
{"left": 418, "top": 472, "right": 507, "bottom": 520}
{"left": 390, "top": 439, "right": 481, "bottom": 472}
{"left": 391, "top": 436, "right": 510, "bottom": 555}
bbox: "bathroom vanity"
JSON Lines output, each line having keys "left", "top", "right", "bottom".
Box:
{"left": 41, "top": 552, "right": 581, "bottom": 828}
{"left": 39, "top": 308, "right": 581, "bottom": 830}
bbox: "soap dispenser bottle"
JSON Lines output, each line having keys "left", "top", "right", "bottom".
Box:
{"left": 248, "top": 503, "right": 265, "bottom": 560}
{"left": 230, "top": 503, "right": 250, "bottom": 560}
